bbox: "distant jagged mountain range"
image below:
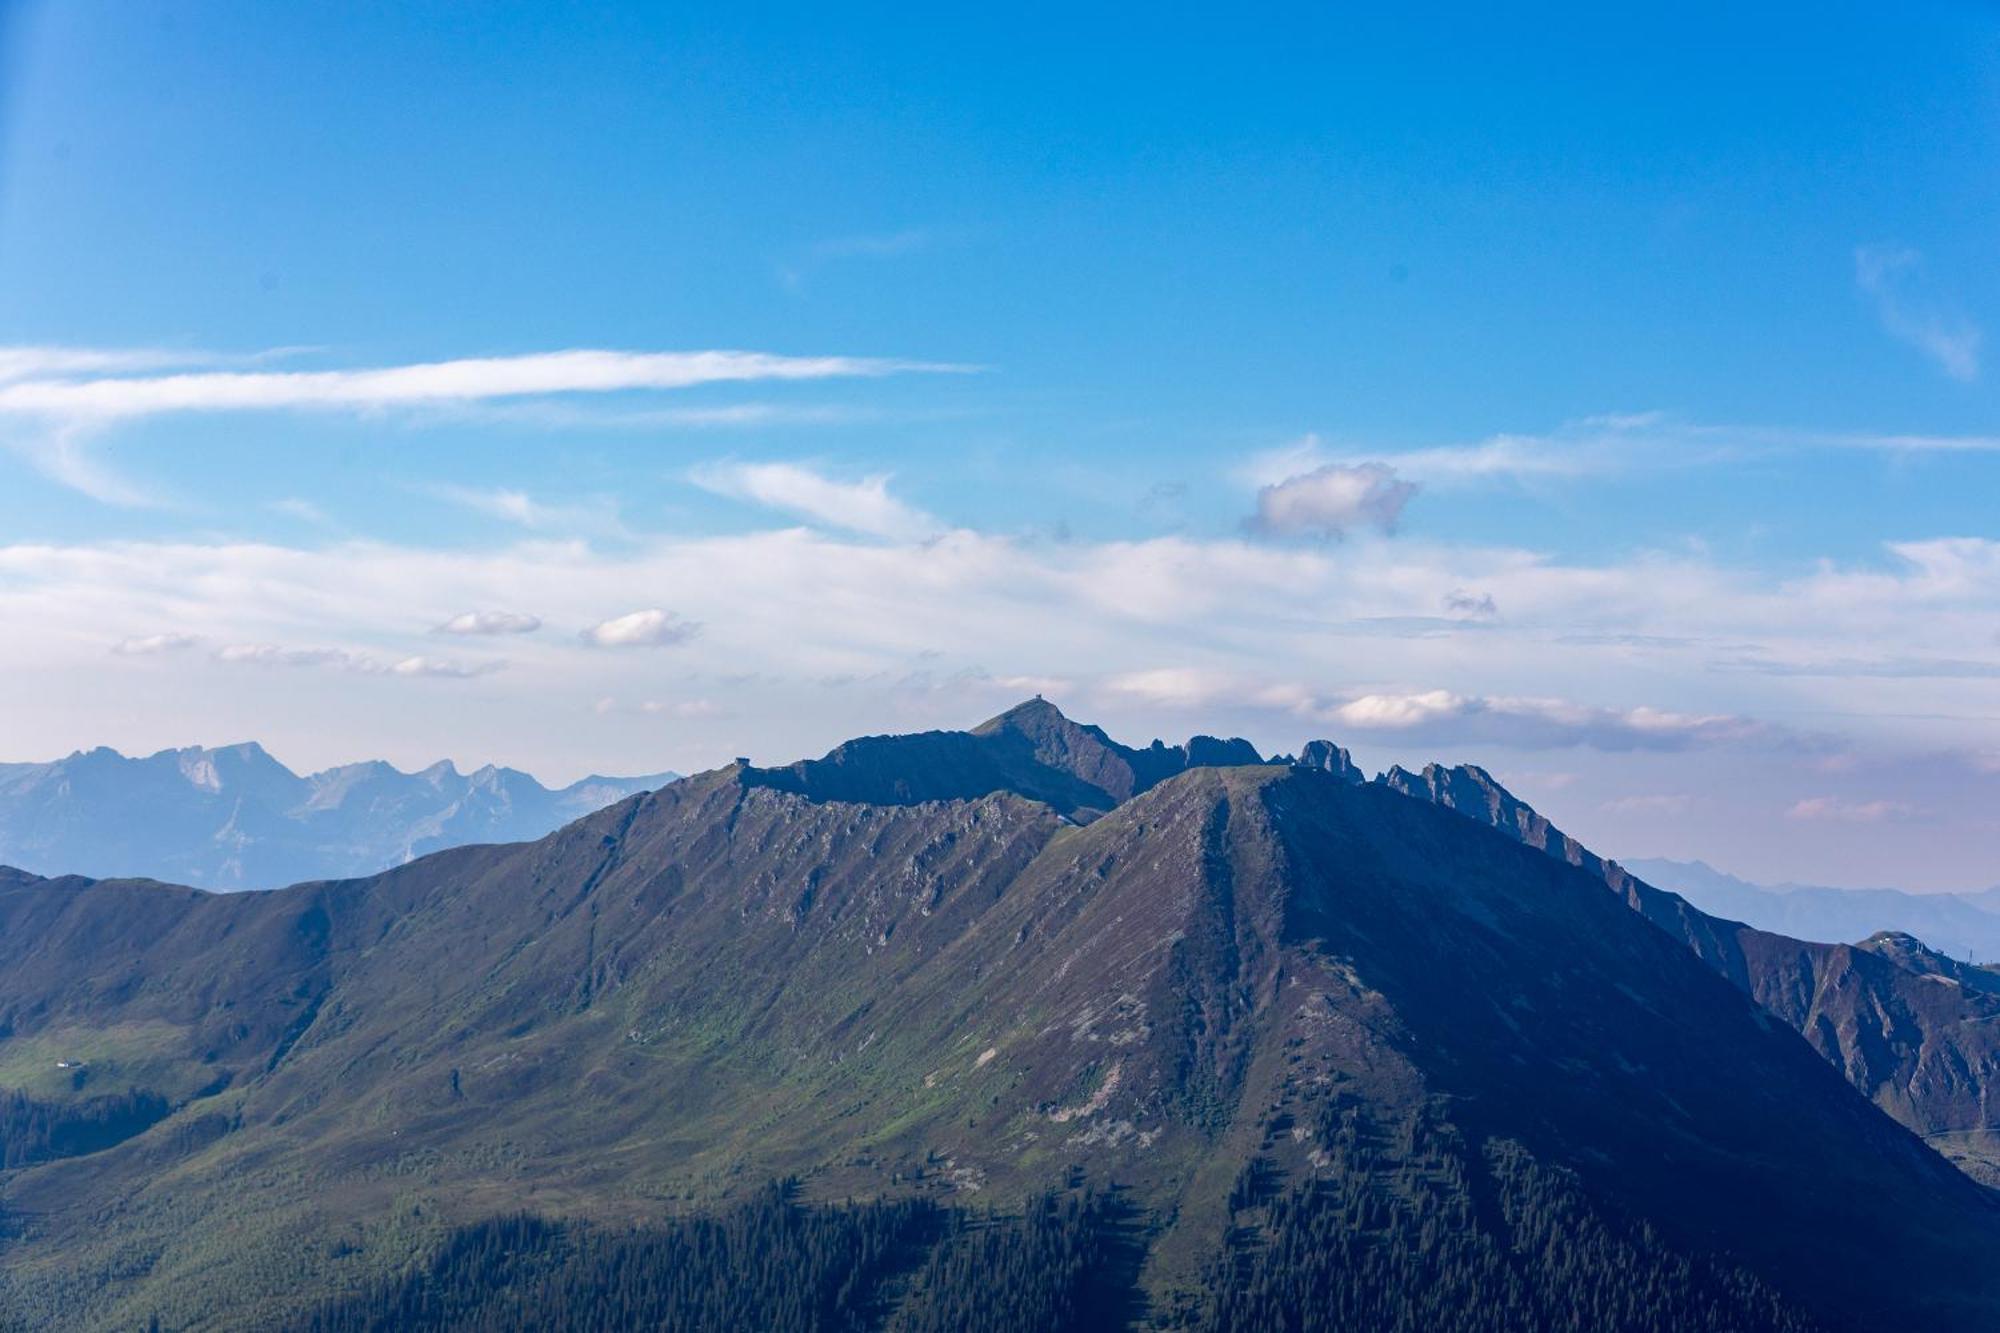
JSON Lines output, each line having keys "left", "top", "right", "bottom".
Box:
{"left": 0, "top": 743, "right": 677, "bottom": 890}
{"left": 1625, "top": 857, "right": 2000, "bottom": 964}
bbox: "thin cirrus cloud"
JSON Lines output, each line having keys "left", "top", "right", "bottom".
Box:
{"left": 1786, "top": 795, "right": 1915, "bottom": 824}
{"left": 215, "top": 643, "right": 357, "bottom": 669}
{"left": 0, "top": 346, "right": 969, "bottom": 505}
{"left": 389, "top": 655, "right": 505, "bottom": 679}
{"left": 429, "top": 484, "right": 629, "bottom": 538}
{"left": 1233, "top": 419, "right": 2000, "bottom": 506}
{"left": 1240, "top": 429, "right": 1610, "bottom": 494}
{"left": 0, "top": 348, "right": 968, "bottom": 421}
{"left": 579, "top": 608, "right": 702, "bottom": 648}
{"left": 214, "top": 643, "right": 503, "bottom": 678}
{"left": 111, "top": 632, "right": 201, "bottom": 656}
{"left": 0, "top": 346, "right": 226, "bottom": 384}
{"left": 1854, "top": 244, "right": 1981, "bottom": 382}
{"left": 690, "top": 460, "right": 943, "bottom": 540}
{"left": 435, "top": 610, "right": 543, "bottom": 636}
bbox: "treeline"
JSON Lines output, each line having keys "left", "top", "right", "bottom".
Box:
{"left": 0, "top": 1087, "right": 171, "bottom": 1168}
{"left": 299, "top": 1184, "right": 1134, "bottom": 1333}
{"left": 1200, "top": 1102, "right": 1824, "bottom": 1333}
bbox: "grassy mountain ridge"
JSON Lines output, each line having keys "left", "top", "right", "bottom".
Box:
{"left": 1, "top": 704, "right": 1997, "bottom": 1329}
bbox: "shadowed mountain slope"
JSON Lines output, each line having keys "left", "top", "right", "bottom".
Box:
{"left": 1384, "top": 761, "right": 2000, "bottom": 1183}
{"left": 0, "top": 743, "right": 675, "bottom": 890}
{"left": 0, "top": 705, "right": 1996, "bottom": 1330}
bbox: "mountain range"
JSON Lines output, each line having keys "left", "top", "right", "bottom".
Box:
{"left": 0, "top": 743, "right": 676, "bottom": 890}
{"left": 3, "top": 701, "right": 2000, "bottom": 1330}
{"left": 1625, "top": 857, "right": 2000, "bottom": 964}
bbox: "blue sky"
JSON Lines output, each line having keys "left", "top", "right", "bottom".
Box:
{"left": 1, "top": 2, "right": 1997, "bottom": 887}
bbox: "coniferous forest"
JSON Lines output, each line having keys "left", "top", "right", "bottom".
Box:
{"left": 298, "top": 1185, "right": 1132, "bottom": 1333}
{"left": 292, "top": 1103, "right": 1823, "bottom": 1333}
{"left": 0, "top": 1088, "right": 171, "bottom": 1170}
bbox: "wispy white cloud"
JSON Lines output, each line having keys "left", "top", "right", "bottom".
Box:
{"left": 435, "top": 610, "right": 542, "bottom": 636}
{"left": 0, "top": 348, "right": 965, "bottom": 422}
{"left": 389, "top": 655, "right": 505, "bottom": 679}
{"left": 1855, "top": 244, "right": 1981, "bottom": 381}
{"left": 690, "top": 460, "right": 943, "bottom": 540}
{"left": 429, "top": 485, "right": 629, "bottom": 539}
{"left": 1236, "top": 417, "right": 2000, "bottom": 503}
{"left": 0, "top": 347, "right": 969, "bottom": 504}
{"left": 1099, "top": 673, "right": 1766, "bottom": 753}
{"left": 2, "top": 420, "right": 157, "bottom": 506}
{"left": 111, "top": 632, "right": 200, "bottom": 656}
{"left": 1600, "top": 793, "right": 1694, "bottom": 816}
{"left": 461, "top": 400, "right": 877, "bottom": 431}
{"left": 1241, "top": 429, "right": 1613, "bottom": 493}
{"left": 595, "top": 696, "right": 722, "bottom": 719}
{"left": 213, "top": 642, "right": 501, "bottom": 678}
{"left": 0, "top": 347, "right": 219, "bottom": 384}
{"left": 215, "top": 643, "right": 359, "bottom": 669}
{"left": 269, "top": 497, "right": 335, "bottom": 526}
{"left": 1323, "top": 689, "right": 1769, "bottom": 751}
{"left": 1786, "top": 795, "right": 1915, "bottom": 824}
{"left": 580, "top": 608, "right": 701, "bottom": 648}
{"left": 1102, "top": 667, "right": 1240, "bottom": 710}
{"left": 778, "top": 228, "right": 936, "bottom": 292}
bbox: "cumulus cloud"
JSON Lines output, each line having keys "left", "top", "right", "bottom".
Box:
{"left": 580, "top": 608, "right": 701, "bottom": 648}
{"left": 1786, "top": 796, "right": 1915, "bottom": 824}
{"left": 435, "top": 610, "right": 543, "bottom": 636}
{"left": 1855, "top": 245, "right": 1981, "bottom": 381}
{"left": 1325, "top": 690, "right": 1767, "bottom": 751}
{"left": 111, "top": 632, "right": 200, "bottom": 656}
{"left": 1248, "top": 462, "right": 1417, "bottom": 540}
{"left": 690, "top": 460, "right": 942, "bottom": 540}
